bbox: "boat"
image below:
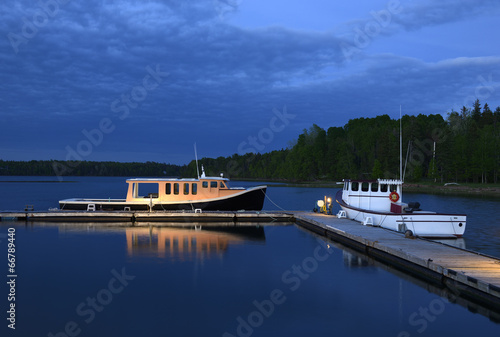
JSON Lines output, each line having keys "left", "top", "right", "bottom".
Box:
{"left": 59, "top": 167, "right": 267, "bottom": 211}
{"left": 335, "top": 178, "right": 466, "bottom": 238}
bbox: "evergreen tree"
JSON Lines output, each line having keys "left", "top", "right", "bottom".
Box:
{"left": 471, "top": 99, "right": 482, "bottom": 124}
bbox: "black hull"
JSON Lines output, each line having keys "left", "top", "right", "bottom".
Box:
{"left": 60, "top": 187, "right": 267, "bottom": 212}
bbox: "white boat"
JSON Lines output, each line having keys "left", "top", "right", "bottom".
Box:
{"left": 335, "top": 179, "right": 466, "bottom": 238}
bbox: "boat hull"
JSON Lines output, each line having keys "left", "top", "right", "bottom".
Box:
{"left": 335, "top": 190, "right": 466, "bottom": 238}
{"left": 60, "top": 186, "right": 267, "bottom": 212}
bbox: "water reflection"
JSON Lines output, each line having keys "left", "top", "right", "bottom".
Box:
{"left": 23, "top": 222, "right": 268, "bottom": 260}
{"left": 125, "top": 224, "right": 266, "bottom": 259}
{"left": 342, "top": 249, "right": 377, "bottom": 269}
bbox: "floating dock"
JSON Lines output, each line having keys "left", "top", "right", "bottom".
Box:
{"left": 294, "top": 212, "right": 500, "bottom": 311}
{"left": 0, "top": 210, "right": 294, "bottom": 223}
{"left": 1, "top": 208, "right": 500, "bottom": 311}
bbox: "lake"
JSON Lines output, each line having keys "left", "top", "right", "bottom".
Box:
{"left": 0, "top": 176, "right": 499, "bottom": 337}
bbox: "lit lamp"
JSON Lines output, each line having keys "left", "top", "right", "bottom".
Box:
{"left": 316, "top": 199, "right": 325, "bottom": 213}
{"left": 313, "top": 197, "right": 333, "bottom": 215}
{"left": 326, "top": 197, "right": 332, "bottom": 215}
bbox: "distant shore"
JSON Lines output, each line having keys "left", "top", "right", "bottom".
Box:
{"left": 256, "top": 179, "right": 500, "bottom": 198}
{"left": 403, "top": 183, "right": 500, "bottom": 197}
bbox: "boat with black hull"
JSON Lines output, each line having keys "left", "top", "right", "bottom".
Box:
{"left": 59, "top": 168, "right": 267, "bottom": 212}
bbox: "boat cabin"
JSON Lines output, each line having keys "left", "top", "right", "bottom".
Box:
{"left": 125, "top": 175, "right": 242, "bottom": 203}
{"left": 341, "top": 179, "right": 404, "bottom": 213}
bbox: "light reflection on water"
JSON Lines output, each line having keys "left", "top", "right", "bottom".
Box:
{"left": 43, "top": 222, "right": 268, "bottom": 260}
{"left": 124, "top": 225, "right": 267, "bottom": 260}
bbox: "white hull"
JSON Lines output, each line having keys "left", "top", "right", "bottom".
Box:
{"left": 339, "top": 204, "right": 466, "bottom": 238}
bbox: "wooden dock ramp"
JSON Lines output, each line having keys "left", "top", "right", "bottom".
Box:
{"left": 293, "top": 211, "right": 500, "bottom": 311}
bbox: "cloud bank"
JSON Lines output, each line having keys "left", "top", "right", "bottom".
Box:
{"left": 0, "top": 0, "right": 499, "bottom": 164}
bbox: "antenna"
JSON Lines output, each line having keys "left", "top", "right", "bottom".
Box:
{"left": 403, "top": 140, "right": 411, "bottom": 181}
{"left": 400, "top": 105, "right": 403, "bottom": 182}
{"left": 433, "top": 141, "right": 436, "bottom": 182}
{"left": 194, "top": 143, "right": 200, "bottom": 179}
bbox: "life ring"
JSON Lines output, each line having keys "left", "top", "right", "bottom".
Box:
{"left": 389, "top": 191, "right": 399, "bottom": 202}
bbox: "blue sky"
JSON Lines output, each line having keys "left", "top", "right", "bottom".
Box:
{"left": 1, "top": 0, "right": 499, "bottom": 165}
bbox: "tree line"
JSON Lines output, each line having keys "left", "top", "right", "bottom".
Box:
{"left": 189, "top": 99, "right": 500, "bottom": 184}
{"left": 0, "top": 160, "right": 182, "bottom": 178}
{"left": 2, "top": 100, "right": 499, "bottom": 183}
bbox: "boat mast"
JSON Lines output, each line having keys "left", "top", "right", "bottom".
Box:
{"left": 194, "top": 143, "right": 200, "bottom": 179}
{"left": 433, "top": 141, "right": 436, "bottom": 182}
{"left": 400, "top": 105, "right": 403, "bottom": 183}
{"left": 403, "top": 140, "right": 411, "bottom": 181}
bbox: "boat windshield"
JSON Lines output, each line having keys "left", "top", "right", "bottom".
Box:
{"left": 134, "top": 182, "right": 159, "bottom": 198}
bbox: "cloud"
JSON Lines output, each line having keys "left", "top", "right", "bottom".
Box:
{"left": 0, "top": 0, "right": 499, "bottom": 164}
{"left": 394, "top": 0, "right": 500, "bottom": 31}
{"left": 336, "top": 0, "right": 500, "bottom": 37}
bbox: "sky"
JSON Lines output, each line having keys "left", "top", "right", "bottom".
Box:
{"left": 1, "top": 0, "right": 499, "bottom": 166}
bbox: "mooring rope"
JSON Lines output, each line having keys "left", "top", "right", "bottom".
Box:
{"left": 262, "top": 189, "right": 287, "bottom": 212}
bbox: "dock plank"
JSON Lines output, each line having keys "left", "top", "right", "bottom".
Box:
{"left": 0, "top": 210, "right": 294, "bottom": 223}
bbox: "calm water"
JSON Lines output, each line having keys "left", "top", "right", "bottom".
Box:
{"left": 0, "top": 177, "right": 499, "bottom": 337}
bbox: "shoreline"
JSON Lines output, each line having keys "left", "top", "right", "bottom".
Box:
{"left": 403, "top": 183, "right": 500, "bottom": 198}
{"left": 257, "top": 179, "right": 500, "bottom": 198}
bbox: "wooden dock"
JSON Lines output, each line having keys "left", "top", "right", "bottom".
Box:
{"left": 0, "top": 210, "right": 294, "bottom": 223}
{"left": 294, "top": 212, "right": 500, "bottom": 311}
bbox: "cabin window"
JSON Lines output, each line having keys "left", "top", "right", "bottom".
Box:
{"left": 202, "top": 181, "right": 208, "bottom": 188}
{"left": 184, "top": 183, "right": 189, "bottom": 195}
{"left": 136, "top": 183, "right": 159, "bottom": 198}
{"left": 174, "top": 183, "right": 179, "bottom": 195}
{"left": 220, "top": 181, "right": 226, "bottom": 188}
{"left": 380, "top": 184, "right": 388, "bottom": 192}
{"left": 371, "top": 183, "right": 379, "bottom": 192}
{"left": 361, "top": 182, "right": 369, "bottom": 192}
{"left": 192, "top": 183, "right": 197, "bottom": 195}
{"left": 390, "top": 184, "right": 397, "bottom": 192}
{"left": 210, "top": 181, "right": 218, "bottom": 188}
{"left": 351, "top": 182, "right": 359, "bottom": 191}
{"left": 165, "top": 183, "right": 171, "bottom": 195}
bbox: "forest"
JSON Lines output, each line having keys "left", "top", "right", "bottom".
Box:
{"left": 2, "top": 100, "right": 499, "bottom": 184}
{"left": 185, "top": 99, "right": 500, "bottom": 184}
{"left": 0, "top": 160, "right": 182, "bottom": 178}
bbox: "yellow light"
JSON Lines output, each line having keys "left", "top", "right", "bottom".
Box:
{"left": 327, "top": 198, "right": 332, "bottom": 203}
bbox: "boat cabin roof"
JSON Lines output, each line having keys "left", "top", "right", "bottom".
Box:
{"left": 126, "top": 176, "right": 229, "bottom": 183}
{"left": 343, "top": 178, "right": 403, "bottom": 185}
